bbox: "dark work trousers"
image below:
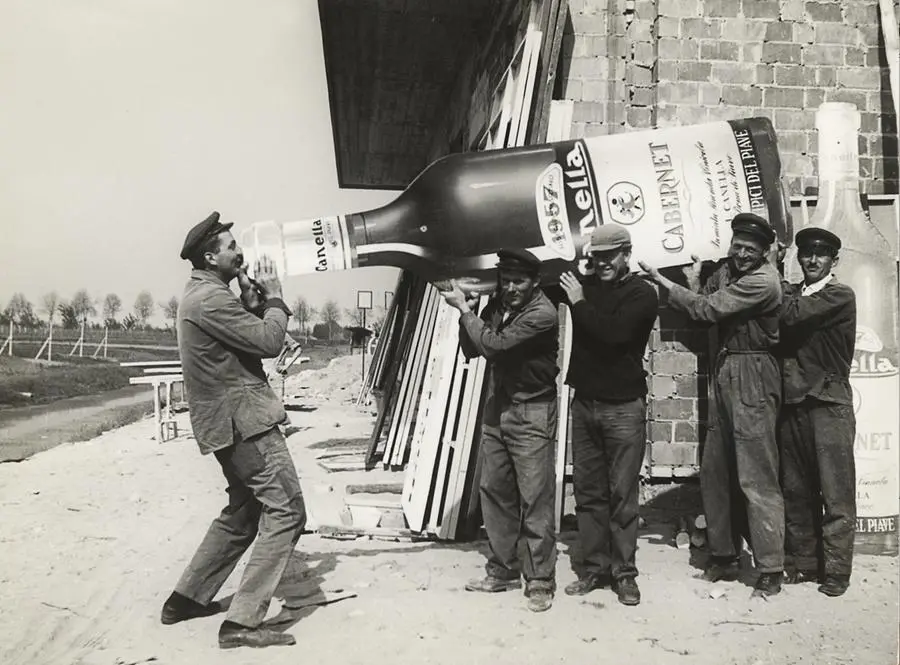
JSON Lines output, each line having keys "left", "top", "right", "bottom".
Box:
{"left": 701, "top": 352, "right": 785, "bottom": 573}
{"left": 479, "top": 398, "right": 558, "bottom": 591}
{"left": 174, "top": 426, "right": 306, "bottom": 628}
{"left": 780, "top": 398, "right": 856, "bottom": 577}
{"left": 570, "top": 396, "right": 647, "bottom": 581}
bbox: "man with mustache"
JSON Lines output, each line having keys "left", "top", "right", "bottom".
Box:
{"left": 161, "top": 211, "right": 305, "bottom": 649}
{"left": 640, "top": 212, "right": 786, "bottom": 598}
{"left": 440, "top": 248, "right": 560, "bottom": 613}
{"left": 778, "top": 226, "right": 856, "bottom": 597}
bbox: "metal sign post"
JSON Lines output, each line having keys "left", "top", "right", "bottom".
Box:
{"left": 357, "top": 290, "right": 373, "bottom": 382}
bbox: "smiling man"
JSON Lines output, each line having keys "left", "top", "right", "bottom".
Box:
{"left": 439, "top": 248, "right": 560, "bottom": 613}
{"left": 557, "top": 225, "right": 659, "bottom": 606}
{"left": 778, "top": 227, "right": 857, "bottom": 597}
{"left": 162, "top": 211, "right": 305, "bottom": 650}
{"left": 640, "top": 212, "right": 786, "bottom": 599}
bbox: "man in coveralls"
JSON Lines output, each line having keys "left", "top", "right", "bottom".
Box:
{"left": 161, "top": 212, "right": 305, "bottom": 649}
{"left": 640, "top": 212, "right": 785, "bottom": 598}
{"left": 440, "top": 248, "right": 560, "bottom": 613}
{"left": 778, "top": 226, "right": 856, "bottom": 597}
{"left": 557, "top": 225, "right": 659, "bottom": 606}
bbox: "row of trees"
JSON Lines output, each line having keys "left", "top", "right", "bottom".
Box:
{"left": 1, "top": 291, "right": 383, "bottom": 338}
{"left": 1, "top": 290, "right": 180, "bottom": 331}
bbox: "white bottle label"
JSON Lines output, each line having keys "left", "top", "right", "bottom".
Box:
{"left": 574, "top": 122, "right": 769, "bottom": 271}
{"left": 239, "top": 216, "right": 352, "bottom": 278}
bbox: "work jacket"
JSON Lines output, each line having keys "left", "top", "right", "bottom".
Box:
{"left": 177, "top": 269, "right": 291, "bottom": 454}
{"left": 778, "top": 277, "right": 856, "bottom": 405}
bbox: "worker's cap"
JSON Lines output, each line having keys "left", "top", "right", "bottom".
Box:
{"left": 496, "top": 247, "right": 541, "bottom": 275}
{"left": 730, "top": 212, "right": 775, "bottom": 246}
{"left": 180, "top": 211, "right": 234, "bottom": 260}
{"left": 795, "top": 226, "right": 841, "bottom": 253}
{"left": 588, "top": 225, "right": 632, "bottom": 252}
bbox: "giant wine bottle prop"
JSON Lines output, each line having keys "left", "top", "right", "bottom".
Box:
{"left": 805, "top": 102, "right": 899, "bottom": 555}
{"left": 242, "top": 117, "right": 790, "bottom": 288}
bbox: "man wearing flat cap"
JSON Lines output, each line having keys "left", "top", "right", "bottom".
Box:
{"left": 440, "top": 247, "right": 560, "bottom": 613}
{"left": 640, "top": 212, "right": 786, "bottom": 598}
{"left": 777, "top": 226, "right": 857, "bottom": 597}
{"left": 161, "top": 211, "right": 306, "bottom": 649}
{"left": 556, "top": 225, "right": 658, "bottom": 607}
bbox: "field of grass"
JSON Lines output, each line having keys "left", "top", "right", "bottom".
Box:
{"left": 0, "top": 356, "right": 141, "bottom": 408}
{"left": 0, "top": 342, "right": 351, "bottom": 409}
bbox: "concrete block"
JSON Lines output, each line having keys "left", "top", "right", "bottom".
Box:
{"left": 705, "top": 0, "right": 740, "bottom": 17}
{"left": 802, "top": 44, "right": 845, "bottom": 66}
{"left": 652, "top": 351, "right": 699, "bottom": 375}
{"left": 814, "top": 23, "right": 861, "bottom": 46}
{"left": 742, "top": 0, "right": 780, "bottom": 19}
{"left": 836, "top": 66, "right": 882, "bottom": 90}
{"left": 764, "top": 20, "right": 794, "bottom": 42}
{"left": 701, "top": 40, "right": 741, "bottom": 61}
{"left": 680, "top": 17, "right": 723, "bottom": 39}
{"left": 650, "top": 398, "right": 696, "bottom": 421}
{"left": 763, "top": 87, "right": 805, "bottom": 108}
{"left": 761, "top": 42, "right": 801, "bottom": 64}
{"left": 804, "top": 1, "right": 843, "bottom": 22}
{"left": 651, "top": 442, "right": 699, "bottom": 466}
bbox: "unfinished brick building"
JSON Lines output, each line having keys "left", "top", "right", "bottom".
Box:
{"left": 319, "top": 0, "right": 898, "bottom": 483}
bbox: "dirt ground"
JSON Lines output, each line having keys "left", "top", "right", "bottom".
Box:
{"left": 1, "top": 356, "right": 897, "bottom": 665}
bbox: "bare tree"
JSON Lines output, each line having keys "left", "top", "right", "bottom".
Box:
{"left": 41, "top": 291, "right": 60, "bottom": 326}
{"left": 5, "top": 293, "right": 37, "bottom": 328}
{"left": 71, "top": 289, "right": 97, "bottom": 326}
{"left": 133, "top": 291, "right": 155, "bottom": 328}
{"left": 320, "top": 299, "right": 341, "bottom": 341}
{"left": 293, "top": 296, "right": 313, "bottom": 339}
{"left": 103, "top": 293, "right": 122, "bottom": 324}
{"left": 162, "top": 296, "right": 179, "bottom": 331}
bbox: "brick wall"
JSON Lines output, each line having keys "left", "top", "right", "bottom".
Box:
{"left": 559, "top": 0, "right": 898, "bottom": 477}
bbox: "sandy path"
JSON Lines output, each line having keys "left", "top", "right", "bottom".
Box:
{"left": 0, "top": 362, "right": 897, "bottom": 665}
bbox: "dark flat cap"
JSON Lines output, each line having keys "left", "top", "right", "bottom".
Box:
{"left": 796, "top": 226, "right": 841, "bottom": 251}
{"left": 496, "top": 247, "right": 541, "bottom": 274}
{"left": 731, "top": 212, "right": 776, "bottom": 246}
{"left": 180, "top": 211, "right": 234, "bottom": 260}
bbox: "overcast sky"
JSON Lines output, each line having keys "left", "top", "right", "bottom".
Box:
{"left": 0, "top": 0, "right": 399, "bottom": 324}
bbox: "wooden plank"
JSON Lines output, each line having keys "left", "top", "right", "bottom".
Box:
{"left": 403, "top": 303, "right": 461, "bottom": 531}
{"left": 509, "top": 29, "right": 543, "bottom": 148}
{"left": 129, "top": 374, "right": 183, "bottom": 384}
{"left": 120, "top": 360, "right": 182, "bottom": 368}
{"left": 388, "top": 284, "right": 442, "bottom": 467}
{"left": 528, "top": 0, "right": 568, "bottom": 144}
{"left": 544, "top": 98, "right": 576, "bottom": 532}
{"left": 364, "top": 273, "right": 424, "bottom": 468}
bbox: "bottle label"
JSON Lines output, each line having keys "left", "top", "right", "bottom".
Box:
{"left": 535, "top": 163, "right": 577, "bottom": 261}
{"left": 557, "top": 121, "right": 774, "bottom": 272}
{"left": 240, "top": 216, "right": 352, "bottom": 278}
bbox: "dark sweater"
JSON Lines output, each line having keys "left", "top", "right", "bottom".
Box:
{"left": 565, "top": 273, "right": 659, "bottom": 401}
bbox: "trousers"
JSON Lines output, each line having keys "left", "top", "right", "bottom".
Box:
{"left": 174, "top": 426, "right": 306, "bottom": 627}
{"left": 701, "top": 353, "right": 785, "bottom": 573}
{"left": 569, "top": 396, "right": 646, "bottom": 580}
{"left": 780, "top": 398, "right": 856, "bottom": 577}
{"left": 479, "top": 398, "right": 558, "bottom": 590}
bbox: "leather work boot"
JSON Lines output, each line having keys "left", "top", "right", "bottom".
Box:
{"left": 751, "top": 572, "right": 783, "bottom": 598}
{"left": 696, "top": 558, "right": 740, "bottom": 583}
{"left": 526, "top": 588, "right": 554, "bottom": 612}
{"left": 218, "top": 621, "right": 296, "bottom": 649}
{"left": 613, "top": 577, "right": 641, "bottom": 606}
{"left": 818, "top": 574, "right": 851, "bottom": 597}
{"left": 784, "top": 569, "right": 819, "bottom": 585}
{"left": 564, "top": 573, "right": 611, "bottom": 596}
{"left": 465, "top": 576, "right": 522, "bottom": 593}
{"left": 160, "top": 592, "right": 223, "bottom": 625}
